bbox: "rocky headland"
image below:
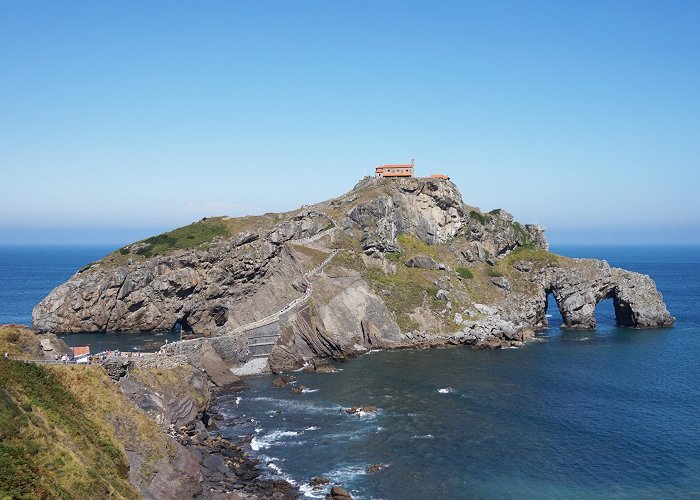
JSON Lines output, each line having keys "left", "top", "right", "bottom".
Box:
{"left": 33, "top": 176, "right": 674, "bottom": 376}
{"left": 10, "top": 176, "right": 675, "bottom": 499}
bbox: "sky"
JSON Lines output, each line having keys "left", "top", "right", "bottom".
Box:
{"left": 1, "top": 1, "right": 698, "bottom": 245}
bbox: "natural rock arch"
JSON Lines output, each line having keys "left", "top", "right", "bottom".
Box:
{"left": 544, "top": 286, "right": 635, "bottom": 329}
{"left": 540, "top": 262, "right": 674, "bottom": 330}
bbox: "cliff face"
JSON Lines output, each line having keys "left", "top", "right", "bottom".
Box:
{"left": 33, "top": 176, "right": 674, "bottom": 373}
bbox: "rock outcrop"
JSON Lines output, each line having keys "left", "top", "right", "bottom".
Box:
{"left": 33, "top": 176, "right": 674, "bottom": 374}
{"left": 33, "top": 211, "right": 331, "bottom": 335}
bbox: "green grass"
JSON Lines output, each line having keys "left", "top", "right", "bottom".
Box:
{"left": 0, "top": 325, "right": 41, "bottom": 358}
{"left": 487, "top": 268, "right": 504, "bottom": 277}
{"left": 0, "top": 359, "right": 139, "bottom": 499}
{"left": 362, "top": 257, "right": 445, "bottom": 332}
{"left": 385, "top": 251, "right": 403, "bottom": 263}
{"left": 396, "top": 233, "right": 440, "bottom": 260}
{"left": 134, "top": 218, "right": 230, "bottom": 258}
{"left": 469, "top": 210, "right": 492, "bottom": 225}
{"left": 503, "top": 246, "right": 561, "bottom": 268}
{"left": 510, "top": 222, "right": 533, "bottom": 246}
{"left": 456, "top": 267, "right": 474, "bottom": 279}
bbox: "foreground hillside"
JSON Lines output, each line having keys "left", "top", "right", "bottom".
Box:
{"left": 33, "top": 177, "right": 673, "bottom": 374}
{"left": 0, "top": 328, "right": 170, "bottom": 498}
{"left": 0, "top": 325, "right": 296, "bottom": 499}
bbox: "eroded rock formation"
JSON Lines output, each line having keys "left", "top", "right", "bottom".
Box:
{"left": 33, "top": 176, "right": 674, "bottom": 373}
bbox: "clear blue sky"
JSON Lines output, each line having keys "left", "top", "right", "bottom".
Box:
{"left": 1, "top": 1, "right": 698, "bottom": 244}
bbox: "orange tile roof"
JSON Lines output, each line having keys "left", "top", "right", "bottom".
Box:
{"left": 71, "top": 346, "right": 90, "bottom": 357}
{"left": 377, "top": 164, "right": 413, "bottom": 169}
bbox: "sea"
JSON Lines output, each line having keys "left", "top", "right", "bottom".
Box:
{"left": 1, "top": 244, "right": 699, "bottom": 498}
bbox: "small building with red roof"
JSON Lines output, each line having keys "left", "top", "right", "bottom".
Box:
{"left": 375, "top": 160, "right": 414, "bottom": 178}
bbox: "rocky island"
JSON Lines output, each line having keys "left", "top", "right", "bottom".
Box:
{"left": 34, "top": 176, "right": 674, "bottom": 375}
{"left": 3, "top": 175, "right": 676, "bottom": 499}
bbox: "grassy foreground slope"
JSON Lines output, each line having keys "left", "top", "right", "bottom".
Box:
{"left": 0, "top": 359, "right": 138, "bottom": 499}
{"left": 0, "top": 327, "right": 175, "bottom": 499}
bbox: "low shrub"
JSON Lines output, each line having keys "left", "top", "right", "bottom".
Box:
{"left": 456, "top": 267, "right": 474, "bottom": 279}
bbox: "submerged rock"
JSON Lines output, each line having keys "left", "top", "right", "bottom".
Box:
{"left": 309, "top": 476, "right": 330, "bottom": 489}
{"left": 345, "top": 405, "right": 378, "bottom": 415}
{"left": 326, "top": 485, "right": 353, "bottom": 500}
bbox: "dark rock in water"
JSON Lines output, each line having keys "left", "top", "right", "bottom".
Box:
{"left": 366, "top": 463, "right": 389, "bottom": 474}
{"left": 290, "top": 385, "right": 306, "bottom": 395}
{"left": 326, "top": 484, "right": 353, "bottom": 500}
{"left": 273, "top": 375, "right": 296, "bottom": 388}
{"left": 309, "top": 476, "right": 330, "bottom": 488}
{"left": 345, "top": 405, "right": 378, "bottom": 415}
{"left": 314, "top": 364, "right": 341, "bottom": 373}
{"left": 271, "top": 479, "right": 295, "bottom": 495}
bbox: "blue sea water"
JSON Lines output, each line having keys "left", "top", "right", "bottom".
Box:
{"left": 1, "top": 244, "right": 699, "bottom": 498}
{"left": 0, "top": 244, "right": 116, "bottom": 326}
{"left": 215, "top": 245, "right": 700, "bottom": 499}
{"left": 0, "top": 244, "right": 178, "bottom": 351}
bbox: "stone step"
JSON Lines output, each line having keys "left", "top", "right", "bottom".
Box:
{"left": 248, "top": 341, "right": 277, "bottom": 347}
{"left": 249, "top": 344, "right": 275, "bottom": 356}
{"left": 247, "top": 334, "right": 279, "bottom": 341}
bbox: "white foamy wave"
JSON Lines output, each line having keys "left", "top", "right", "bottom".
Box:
{"left": 376, "top": 426, "right": 384, "bottom": 432}
{"left": 251, "top": 430, "right": 302, "bottom": 451}
{"left": 258, "top": 455, "right": 300, "bottom": 489}
{"left": 304, "top": 426, "right": 319, "bottom": 431}
{"left": 302, "top": 388, "right": 319, "bottom": 393}
{"left": 327, "top": 464, "right": 369, "bottom": 483}
{"left": 356, "top": 410, "right": 378, "bottom": 419}
{"left": 235, "top": 396, "right": 242, "bottom": 405}
{"left": 267, "top": 462, "right": 283, "bottom": 474}
{"left": 324, "top": 430, "right": 366, "bottom": 441}
{"left": 299, "top": 483, "right": 326, "bottom": 499}
{"left": 412, "top": 433, "right": 434, "bottom": 439}
{"left": 437, "top": 387, "right": 454, "bottom": 394}
{"left": 250, "top": 397, "right": 337, "bottom": 414}
{"left": 546, "top": 314, "right": 553, "bottom": 318}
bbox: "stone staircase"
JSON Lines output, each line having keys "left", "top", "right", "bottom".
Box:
{"left": 246, "top": 322, "right": 281, "bottom": 359}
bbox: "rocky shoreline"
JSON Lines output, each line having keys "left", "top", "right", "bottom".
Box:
{"left": 98, "top": 354, "right": 306, "bottom": 499}
{"left": 172, "top": 400, "right": 299, "bottom": 499}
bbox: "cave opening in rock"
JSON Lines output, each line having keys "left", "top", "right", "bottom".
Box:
{"left": 172, "top": 317, "right": 193, "bottom": 334}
